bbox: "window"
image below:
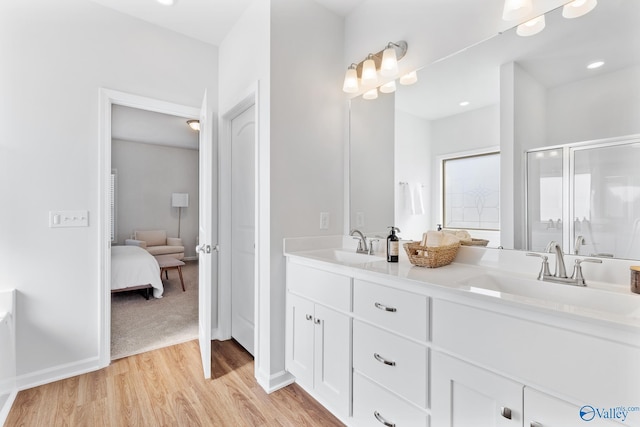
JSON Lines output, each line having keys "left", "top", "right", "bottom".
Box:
{"left": 442, "top": 152, "right": 500, "bottom": 230}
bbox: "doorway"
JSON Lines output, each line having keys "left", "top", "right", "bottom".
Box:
{"left": 110, "top": 105, "right": 200, "bottom": 359}
{"left": 98, "top": 89, "right": 217, "bottom": 378}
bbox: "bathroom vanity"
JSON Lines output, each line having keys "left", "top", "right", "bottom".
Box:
{"left": 284, "top": 236, "right": 640, "bottom": 427}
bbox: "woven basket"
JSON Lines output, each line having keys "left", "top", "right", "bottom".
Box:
{"left": 460, "top": 238, "right": 489, "bottom": 247}
{"left": 403, "top": 241, "right": 460, "bottom": 268}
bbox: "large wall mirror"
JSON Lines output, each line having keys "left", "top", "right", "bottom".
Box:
{"left": 348, "top": 0, "right": 640, "bottom": 259}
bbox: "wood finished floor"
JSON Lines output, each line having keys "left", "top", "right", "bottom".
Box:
{"left": 5, "top": 339, "right": 345, "bottom": 427}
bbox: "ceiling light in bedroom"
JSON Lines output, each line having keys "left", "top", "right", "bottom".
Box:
{"left": 187, "top": 120, "right": 200, "bottom": 131}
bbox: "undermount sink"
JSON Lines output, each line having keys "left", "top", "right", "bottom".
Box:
{"left": 458, "top": 272, "right": 640, "bottom": 319}
{"left": 305, "top": 248, "right": 384, "bottom": 265}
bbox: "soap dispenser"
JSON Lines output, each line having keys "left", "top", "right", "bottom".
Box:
{"left": 387, "top": 226, "right": 400, "bottom": 262}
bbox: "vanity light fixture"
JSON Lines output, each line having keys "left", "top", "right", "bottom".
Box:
{"left": 379, "top": 80, "right": 396, "bottom": 94}
{"left": 187, "top": 119, "right": 200, "bottom": 131}
{"left": 399, "top": 70, "right": 418, "bottom": 85}
{"left": 341, "top": 40, "right": 408, "bottom": 94}
{"left": 517, "top": 14, "right": 546, "bottom": 36}
{"left": 502, "top": 0, "right": 533, "bottom": 21}
{"left": 562, "top": 0, "right": 597, "bottom": 19}
{"left": 587, "top": 60, "right": 605, "bottom": 69}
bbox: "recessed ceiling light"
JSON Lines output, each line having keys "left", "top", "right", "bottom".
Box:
{"left": 156, "top": 0, "right": 175, "bottom": 6}
{"left": 587, "top": 61, "right": 605, "bottom": 69}
{"left": 459, "top": 101, "right": 470, "bottom": 107}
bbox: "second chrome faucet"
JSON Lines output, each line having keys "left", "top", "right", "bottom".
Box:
{"left": 527, "top": 240, "right": 602, "bottom": 286}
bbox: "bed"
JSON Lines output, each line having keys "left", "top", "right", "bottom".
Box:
{"left": 111, "top": 245, "right": 164, "bottom": 299}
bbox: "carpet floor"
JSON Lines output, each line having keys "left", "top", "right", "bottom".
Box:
{"left": 110, "top": 260, "right": 199, "bottom": 360}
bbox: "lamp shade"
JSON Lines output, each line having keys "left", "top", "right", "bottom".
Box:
{"left": 502, "top": 0, "right": 533, "bottom": 21}
{"left": 399, "top": 70, "right": 418, "bottom": 85}
{"left": 362, "top": 88, "right": 378, "bottom": 100}
{"left": 517, "top": 15, "right": 545, "bottom": 36}
{"left": 379, "top": 80, "right": 396, "bottom": 94}
{"left": 342, "top": 65, "right": 359, "bottom": 93}
{"left": 361, "top": 55, "right": 378, "bottom": 86}
{"left": 380, "top": 46, "right": 399, "bottom": 77}
{"left": 171, "top": 193, "right": 189, "bottom": 208}
{"left": 187, "top": 120, "right": 200, "bottom": 131}
{"left": 562, "top": 0, "right": 597, "bottom": 18}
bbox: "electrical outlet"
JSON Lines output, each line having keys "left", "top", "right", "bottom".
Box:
{"left": 356, "top": 212, "right": 365, "bottom": 227}
{"left": 320, "top": 212, "right": 330, "bottom": 230}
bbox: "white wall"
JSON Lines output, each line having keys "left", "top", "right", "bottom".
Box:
{"left": 269, "top": 0, "right": 345, "bottom": 379}
{"left": 395, "top": 110, "right": 430, "bottom": 241}
{"left": 0, "top": 0, "right": 217, "bottom": 387}
{"left": 547, "top": 64, "right": 640, "bottom": 145}
{"left": 112, "top": 140, "right": 199, "bottom": 258}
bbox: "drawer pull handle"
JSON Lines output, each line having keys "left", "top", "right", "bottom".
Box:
{"left": 501, "top": 406, "right": 512, "bottom": 419}
{"left": 305, "top": 314, "right": 313, "bottom": 321}
{"left": 375, "top": 302, "right": 397, "bottom": 312}
{"left": 314, "top": 318, "right": 321, "bottom": 325}
{"left": 531, "top": 422, "right": 542, "bottom": 427}
{"left": 374, "top": 353, "right": 396, "bottom": 366}
{"left": 374, "top": 411, "right": 396, "bottom": 427}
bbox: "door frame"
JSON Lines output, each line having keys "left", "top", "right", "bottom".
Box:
{"left": 98, "top": 88, "right": 202, "bottom": 367}
{"left": 219, "top": 86, "right": 259, "bottom": 364}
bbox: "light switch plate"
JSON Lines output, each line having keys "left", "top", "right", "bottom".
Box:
{"left": 49, "top": 210, "right": 89, "bottom": 228}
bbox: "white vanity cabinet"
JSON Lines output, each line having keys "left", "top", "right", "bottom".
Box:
{"left": 431, "top": 351, "right": 523, "bottom": 426}
{"left": 285, "top": 262, "right": 352, "bottom": 418}
{"left": 351, "top": 279, "right": 430, "bottom": 427}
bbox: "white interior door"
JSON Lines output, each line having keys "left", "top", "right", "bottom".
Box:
{"left": 197, "top": 91, "right": 214, "bottom": 378}
{"left": 231, "top": 104, "right": 256, "bottom": 355}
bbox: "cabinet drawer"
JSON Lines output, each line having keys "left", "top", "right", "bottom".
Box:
{"left": 354, "top": 279, "right": 429, "bottom": 341}
{"left": 353, "top": 371, "right": 429, "bottom": 427}
{"left": 287, "top": 262, "right": 351, "bottom": 311}
{"left": 353, "top": 320, "right": 428, "bottom": 408}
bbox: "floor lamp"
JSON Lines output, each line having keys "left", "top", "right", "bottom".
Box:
{"left": 171, "top": 193, "right": 189, "bottom": 238}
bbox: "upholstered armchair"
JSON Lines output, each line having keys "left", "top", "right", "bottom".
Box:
{"left": 125, "top": 230, "right": 184, "bottom": 260}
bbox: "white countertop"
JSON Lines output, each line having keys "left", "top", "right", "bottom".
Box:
{"left": 284, "top": 236, "right": 640, "bottom": 338}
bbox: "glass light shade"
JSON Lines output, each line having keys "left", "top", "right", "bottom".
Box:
{"left": 342, "top": 66, "right": 359, "bottom": 93}
{"left": 187, "top": 120, "right": 200, "bottom": 131}
{"left": 379, "top": 80, "right": 396, "bottom": 94}
{"left": 399, "top": 70, "right": 418, "bottom": 85}
{"left": 361, "top": 57, "right": 378, "bottom": 86}
{"left": 562, "top": 0, "right": 597, "bottom": 18}
{"left": 516, "top": 15, "right": 545, "bottom": 36}
{"left": 363, "top": 88, "right": 378, "bottom": 100}
{"left": 380, "top": 47, "right": 399, "bottom": 77}
{"left": 502, "top": 0, "right": 533, "bottom": 21}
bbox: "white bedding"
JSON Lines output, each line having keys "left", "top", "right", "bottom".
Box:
{"left": 111, "top": 245, "right": 163, "bottom": 298}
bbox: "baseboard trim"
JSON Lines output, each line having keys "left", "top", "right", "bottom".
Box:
{"left": 0, "top": 389, "right": 18, "bottom": 426}
{"left": 184, "top": 256, "right": 199, "bottom": 261}
{"left": 255, "top": 369, "right": 295, "bottom": 394}
{"left": 15, "top": 356, "right": 101, "bottom": 391}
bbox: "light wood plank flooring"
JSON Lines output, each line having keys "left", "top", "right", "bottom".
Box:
{"left": 5, "top": 339, "right": 345, "bottom": 426}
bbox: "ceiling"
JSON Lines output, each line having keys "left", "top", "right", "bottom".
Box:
{"left": 88, "top": 0, "right": 365, "bottom": 46}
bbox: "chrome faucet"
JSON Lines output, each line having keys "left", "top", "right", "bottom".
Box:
{"left": 545, "top": 241, "right": 568, "bottom": 278}
{"left": 349, "top": 229, "right": 369, "bottom": 254}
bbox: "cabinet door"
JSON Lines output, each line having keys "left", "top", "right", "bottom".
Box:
{"left": 286, "top": 293, "right": 315, "bottom": 389}
{"left": 314, "top": 304, "right": 351, "bottom": 417}
{"left": 432, "top": 352, "right": 522, "bottom": 427}
{"left": 525, "top": 388, "right": 626, "bottom": 427}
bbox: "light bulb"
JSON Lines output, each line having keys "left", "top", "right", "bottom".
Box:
{"left": 342, "top": 65, "right": 359, "bottom": 93}
{"left": 380, "top": 46, "right": 399, "bottom": 77}
{"left": 562, "top": 0, "right": 597, "bottom": 18}
{"left": 399, "top": 71, "right": 418, "bottom": 85}
{"left": 502, "top": 0, "right": 533, "bottom": 21}
{"left": 361, "top": 55, "right": 378, "bottom": 87}
{"left": 516, "top": 15, "right": 545, "bottom": 36}
{"left": 379, "top": 80, "right": 396, "bottom": 94}
{"left": 363, "top": 88, "right": 378, "bottom": 100}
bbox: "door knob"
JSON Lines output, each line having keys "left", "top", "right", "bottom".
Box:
{"left": 196, "top": 244, "right": 212, "bottom": 254}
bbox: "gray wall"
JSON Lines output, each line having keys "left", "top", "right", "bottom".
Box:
{"left": 112, "top": 139, "right": 199, "bottom": 258}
